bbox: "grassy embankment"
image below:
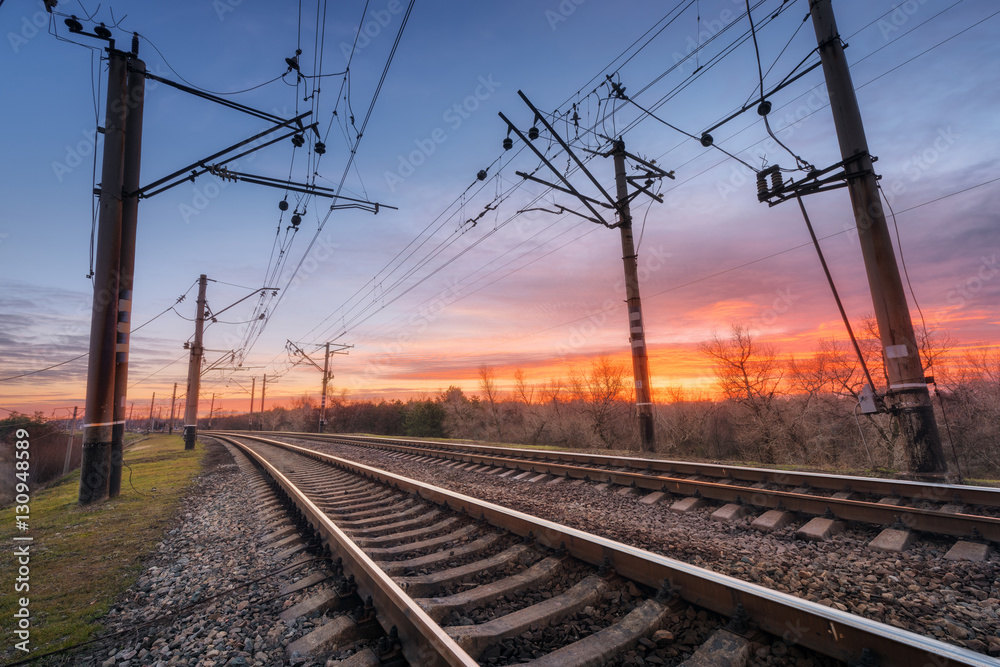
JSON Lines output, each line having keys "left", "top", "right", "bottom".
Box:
{"left": 0, "top": 435, "right": 205, "bottom": 663}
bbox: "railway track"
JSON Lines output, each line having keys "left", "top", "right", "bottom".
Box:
{"left": 206, "top": 431, "right": 992, "bottom": 666}
{"left": 271, "top": 432, "right": 1000, "bottom": 554}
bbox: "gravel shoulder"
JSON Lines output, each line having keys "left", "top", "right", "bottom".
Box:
{"left": 60, "top": 439, "right": 334, "bottom": 667}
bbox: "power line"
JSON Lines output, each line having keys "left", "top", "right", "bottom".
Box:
{"left": 0, "top": 354, "right": 89, "bottom": 383}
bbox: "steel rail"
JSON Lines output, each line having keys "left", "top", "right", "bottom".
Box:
{"left": 211, "top": 434, "right": 478, "bottom": 667}
{"left": 309, "top": 432, "right": 1000, "bottom": 507}
{"left": 213, "top": 431, "right": 994, "bottom": 667}
{"left": 266, "top": 432, "right": 1000, "bottom": 543}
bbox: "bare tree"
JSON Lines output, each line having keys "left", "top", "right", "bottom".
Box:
{"left": 513, "top": 368, "right": 548, "bottom": 444}
{"left": 700, "top": 325, "right": 792, "bottom": 463}
{"left": 573, "top": 356, "right": 631, "bottom": 448}
{"left": 478, "top": 365, "right": 504, "bottom": 440}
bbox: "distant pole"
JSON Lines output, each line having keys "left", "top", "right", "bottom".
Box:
{"left": 147, "top": 393, "right": 155, "bottom": 433}
{"left": 79, "top": 49, "right": 129, "bottom": 505}
{"left": 109, "top": 47, "right": 145, "bottom": 499}
{"left": 64, "top": 406, "right": 78, "bottom": 475}
{"left": 613, "top": 139, "right": 655, "bottom": 452}
{"left": 183, "top": 274, "right": 208, "bottom": 449}
{"left": 249, "top": 377, "right": 256, "bottom": 431}
{"left": 809, "top": 0, "right": 946, "bottom": 477}
{"left": 259, "top": 374, "right": 267, "bottom": 430}
{"left": 319, "top": 342, "right": 330, "bottom": 432}
{"left": 128, "top": 402, "right": 134, "bottom": 428}
{"left": 168, "top": 382, "right": 178, "bottom": 435}
{"left": 208, "top": 393, "right": 215, "bottom": 428}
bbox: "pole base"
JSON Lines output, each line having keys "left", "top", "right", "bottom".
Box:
{"left": 109, "top": 423, "right": 125, "bottom": 498}
{"left": 79, "top": 441, "right": 112, "bottom": 504}
{"left": 183, "top": 425, "right": 196, "bottom": 450}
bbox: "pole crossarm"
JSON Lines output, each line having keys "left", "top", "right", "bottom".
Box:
{"left": 502, "top": 91, "right": 673, "bottom": 230}
{"left": 206, "top": 168, "right": 397, "bottom": 213}
{"left": 138, "top": 68, "right": 295, "bottom": 125}
{"left": 517, "top": 204, "right": 608, "bottom": 225}
{"left": 134, "top": 112, "right": 314, "bottom": 198}
{"left": 206, "top": 286, "right": 280, "bottom": 320}
{"left": 201, "top": 351, "right": 238, "bottom": 377}
{"left": 499, "top": 110, "right": 613, "bottom": 228}
{"left": 756, "top": 153, "right": 874, "bottom": 207}
{"left": 518, "top": 91, "right": 618, "bottom": 206}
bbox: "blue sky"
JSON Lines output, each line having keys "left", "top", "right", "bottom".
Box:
{"left": 1, "top": 0, "right": 998, "bottom": 417}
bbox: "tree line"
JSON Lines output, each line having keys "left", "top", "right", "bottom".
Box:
{"left": 215, "top": 316, "right": 998, "bottom": 478}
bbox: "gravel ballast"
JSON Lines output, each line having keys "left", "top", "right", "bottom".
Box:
{"left": 293, "top": 438, "right": 1000, "bottom": 659}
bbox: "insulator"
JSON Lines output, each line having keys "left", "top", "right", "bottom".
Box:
{"left": 757, "top": 100, "right": 772, "bottom": 116}
{"left": 291, "top": 214, "right": 301, "bottom": 227}
{"left": 94, "top": 23, "right": 112, "bottom": 39}
{"left": 770, "top": 169, "right": 782, "bottom": 191}
{"left": 527, "top": 126, "right": 539, "bottom": 141}
{"left": 131, "top": 32, "right": 139, "bottom": 55}
{"left": 278, "top": 200, "right": 288, "bottom": 211}
{"left": 502, "top": 137, "right": 513, "bottom": 150}
{"left": 700, "top": 133, "right": 713, "bottom": 147}
{"left": 571, "top": 111, "right": 580, "bottom": 126}
{"left": 477, "top": 169, "right": 487, "bottom": 181}
{"left": 65, "top": 15, "right": 83, "bottom": 32}
{"left": 314, "top": 141, "right": 326, "bottom": 155}
{"left": 756, "top": 171, "right": 768, "bottom": 199}
{"left": 284, "top": 57, "right": 300, "bottom": 71}
{"left": 291, "top": 134, "right": 304, "bottom": 147}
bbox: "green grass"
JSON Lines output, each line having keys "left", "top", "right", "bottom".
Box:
{"left": 0, "top": 435, "right": 205, "bottom": 663}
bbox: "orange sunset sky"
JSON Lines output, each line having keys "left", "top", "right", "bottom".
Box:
{"left": 1, "top": 1, "right": 998, "bottom": 419}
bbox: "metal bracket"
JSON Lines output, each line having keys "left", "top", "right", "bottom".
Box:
{"left": 757, "top": 152, "right": 876, "bottom": 207}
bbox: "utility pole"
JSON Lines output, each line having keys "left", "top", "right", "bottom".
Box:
{"left": 259, "top": 374, "right": 267, "bottom": 430}
{"left": 208, "top": 393, "right": 216, "bottom": 428}
{"left": 498, "top": 91, "right": 670, "bottom": 452}
{"left": 109, "top": 41, "right": 145, "bottom": 499}
{"left": 128, "top": 402, "right": 134, "bottom": 429}
{"left": 79, "top": 49, "right": 129, "bottom": 505}
{"left": 147, "top": 393, "right": 155, "bottom": 433}
{"left": 168, "top": 382, "right": 178, "bottom": 435}
{"left": 809, "top": 0, "right": 946, "bottom": 476}
{"left": 64, "top": 406, "right": 79, "bottom": 475}
{"left": 287, "top": 340, "right": 351, "bottom": 433}
{"left": 613, "top": 140, "right": 655, "bottom": 450}
{"left": 320, "top": 342, "right": 331, "bottom": 432}
{"left": 249, "top": 376, "right": 256, "bottom": 431}
{"left": 182, "top": 274, "right": 208, "bottom": 450}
